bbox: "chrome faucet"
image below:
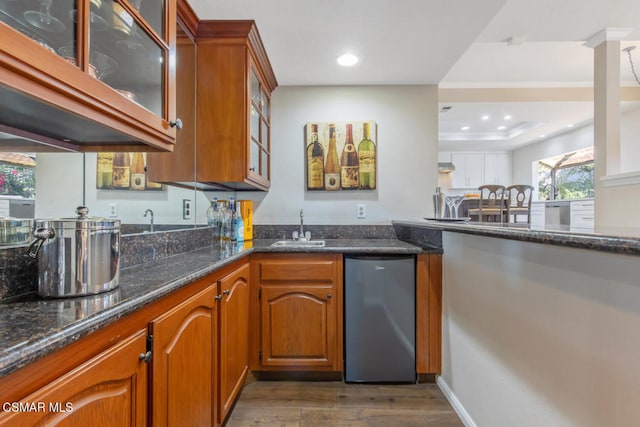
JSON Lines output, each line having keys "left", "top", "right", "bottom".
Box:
{"left": 299, "top": 209, "right": 305, "bottom": 240}
{"left": 144, "top": 209, "right": 154, "bottom": 233}
{"left": 542, "top": 184, "right": 559, "bottom": 200}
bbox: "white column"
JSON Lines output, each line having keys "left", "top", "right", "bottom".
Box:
{"left": 593, "top": 40, "right": 621, "bottom": 177}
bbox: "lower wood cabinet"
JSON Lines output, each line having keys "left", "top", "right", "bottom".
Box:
{"left": 0, "top": 330, "right": 148, "bottom": 427}
{"left": 250, "top": 253, "right": 343, "bottom": 372}
{"left": 416, "top": 253, "right": 442, "bottom": 375}
{"left": 150, "top": 284, "right": 218, "bottom": 427}
{"left": 0, "top": 252, "right": 441, "bottom": 426}
{"left": 218, "top": 263, "right": 250, "bottom": 424}
{"left": 0, "top": 259, "right": 251, "bottom": 427}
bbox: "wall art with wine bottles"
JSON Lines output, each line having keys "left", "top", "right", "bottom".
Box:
{"left": 96, "top": 153, "right": 165, "bottom": 191}
{"left": 305, "top": 121, "right": 377, "bottom": 191}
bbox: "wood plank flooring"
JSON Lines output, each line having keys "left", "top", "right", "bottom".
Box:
{"left": 225, "top": 381, "right": 464, "bottom": 426}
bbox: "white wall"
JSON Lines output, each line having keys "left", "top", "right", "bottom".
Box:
{"left": 511, "top": 124, "right": 593, "bottom": 188}
{"left": 36, "top": 152, "right": 209, "bottom": 225}
{"left": 511, "top": 106, "right": 640, "bottom": 232}
{"left": 440, "top": 232, "right": 640, "bottom": 427}
{"left": 620, "top": 107, "right": 640, "bottom": 173}
{"left": 220, "top": 85, "right": 439, "bottom": 225}
{"left": 512, "top": 106, "right": 640, "bottom": 185}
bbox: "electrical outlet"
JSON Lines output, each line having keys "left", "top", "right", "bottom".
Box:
{"left": 108, "top": 203, "right": 118, "bottom": 217}
{"left": 357, "top": 203, "right": 366, "bottom": 219}
{"left": 183, "top": 199, "right": 192, "bottom": 220}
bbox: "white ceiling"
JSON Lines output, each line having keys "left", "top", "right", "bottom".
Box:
{"left": 189, "top": 0, "right": 640, "bottom": 151}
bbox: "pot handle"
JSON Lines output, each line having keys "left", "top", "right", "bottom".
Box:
{"left": 27, "top": 228, "right": 56, "bottom": 259}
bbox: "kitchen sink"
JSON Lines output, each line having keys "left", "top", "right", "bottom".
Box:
{"left": 270, "top": 240, "right": 326, "bottom": 247}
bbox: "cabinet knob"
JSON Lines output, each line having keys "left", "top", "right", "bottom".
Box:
{"left": 249, "top": 166, "right": 256, "bottom": 172}
{"left": 215, "top": 295, "right": 223, "bottom": 301}
{"left": 138, "top": 351, "right": 152, "bottom": 364}
{"left": 223, "top": 289, "right": 231, "bottom": 296}
{"left": 169, "top": 118, "right": 183, "bottom": 130}
{"left": 327, "top": 293, "right": 332, "bottom": 299}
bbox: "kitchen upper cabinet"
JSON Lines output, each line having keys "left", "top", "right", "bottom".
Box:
{"left": 218, "top": 263, "right": 250, "bottom": 424}
{"left": 484, "top": 153, "right": 511, "bottom": 185}
{"left": 251, "top": 254, "right": 343, "bottom": 371}
{"left": 150, "top": 283, "right": 218, "bottom": 427}
{"left": 451, "top": 153, "right": 484, "bottom": 189}
{"left": 0, "top": 330, "right": 148, "bottom": 426}
{"left": 0, "top": 0, "right": 179, "bottom": 152}
{"left": 146, "top": 18, "right": 197, "bottom": 184}
{"left": 194, "top": 20, "right": 278, "bottom": 191}
{"left": 449, "top": 152, "right": 511, "bottom": 188}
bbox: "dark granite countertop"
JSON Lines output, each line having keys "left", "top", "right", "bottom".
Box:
{"left": 393, "top": 219, "right": 640, "bottom": 256}
{"left": 0, "top": 238, "right": 429, "bottom": 378}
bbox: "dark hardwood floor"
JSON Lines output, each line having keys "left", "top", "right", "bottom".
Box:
{"left": 225, "top": 381, "right": 464, "bottom": 426}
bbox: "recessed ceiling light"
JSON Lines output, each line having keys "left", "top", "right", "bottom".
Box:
{"left": 461, "top": 126, "right": 470, "bottom": 131}
{"left": 481, "top": 115, "right": 490, "bottom": 120}
{"left": 567, "top": 124, "right": 574, "bottom": 128}
{"left": 539, "top": 135, "right": 546, "bottom": 138}
{"left": 504, "top": 115, "right": 512, "bottom": 120}
{"left": 337, "top": 53, "right": 359, "bottom": 66}
{"left": 497, "top": 126, "right": 506, "bottom": 130}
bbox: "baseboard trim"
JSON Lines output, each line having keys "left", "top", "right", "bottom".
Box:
{"left": 437, "top": 375, "right": 477, "bottom": 427}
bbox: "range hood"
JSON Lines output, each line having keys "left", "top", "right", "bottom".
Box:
{"left": 438, "top": 162, "right": 456, "bottom": 172}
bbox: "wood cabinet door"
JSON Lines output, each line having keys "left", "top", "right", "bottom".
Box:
{"left": 218, "top": 263, "right": 250, "bottom": 424}
{"left": 0, "top": 330, "right": 148, "bottom": 427}
{"left": 150, "top": 284, "right": 217, "bottom": 427}
{"left": 260, "top": 285, "right": 337, "bottom": 369}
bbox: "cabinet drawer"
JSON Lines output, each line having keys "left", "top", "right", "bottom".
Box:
{"left": 258, "top": 256, "right": 338, "bottom": 283}
{"left": 570, "top": 200, "right": 594, "bottom": 210}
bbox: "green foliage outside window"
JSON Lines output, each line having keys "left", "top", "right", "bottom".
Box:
{"left": 0, "top": 164, "right": 36, "bottom": 198}
{"left": 555, "top": 163, "right": 594, "bottom": 199}
{"left": 538, "top": 158, "right": 594, "bottom": 200}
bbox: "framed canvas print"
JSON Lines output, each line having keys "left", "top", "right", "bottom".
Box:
{"left": 305, "top": 121, "right": 377, "bottom": 191}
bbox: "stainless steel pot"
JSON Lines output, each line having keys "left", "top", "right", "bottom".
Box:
{"left": 28, "top": 206, "right": 120, "bottom": 298}
{"left": 0, "top": 217, "right": 32, "bottom": 246}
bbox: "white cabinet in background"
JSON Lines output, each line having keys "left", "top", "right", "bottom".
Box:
{"left": 530, "top": 202, "right": 546, "bottom": 228}
{"left": 448, "top": 152, "right": 511, "bottom": 189}
{"left": 451, "top": 153, "right": 484, "bottom": 188}
{"left": 484, "top": 153, "right": 511, "bottom": 186}
{"left": 570, "top": 199, "right": 594, "bottom": 232}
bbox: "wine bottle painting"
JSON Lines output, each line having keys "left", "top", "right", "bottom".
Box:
{"left": 96, "top": 153, "right": 165, "bottom": 191}
{"left": 305, "top": 121, "right": 377, "bottom": 191}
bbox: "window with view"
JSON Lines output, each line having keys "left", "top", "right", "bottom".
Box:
{"left": 537, "top": 147, "right": 594, "bottom": 200}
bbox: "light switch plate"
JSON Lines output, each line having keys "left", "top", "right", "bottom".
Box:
{"left": 357, "top": 203, "right": 366, "bottom": 219}
{"left": 108, "top": 203, "right": 118, "bottom": 217}
{"left": 183, "top": 199, "right": 192, "bottom": 220}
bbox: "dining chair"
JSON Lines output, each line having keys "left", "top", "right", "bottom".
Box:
{"left": 506, "top": 184, "right": 534, "bottom": 224}
{"left": 467, "top": 185, "right": 506, "bottom": 222}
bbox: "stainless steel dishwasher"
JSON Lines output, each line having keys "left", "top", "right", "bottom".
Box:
{"left": 344, "top": 254, "right": 416, "bottom": 383}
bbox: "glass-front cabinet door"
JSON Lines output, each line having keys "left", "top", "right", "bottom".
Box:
{"left": 0, "top": 0, "right": 176, "bottom": 151}
{"left": 249, "top": 65, "right": 270, "bottom": 184}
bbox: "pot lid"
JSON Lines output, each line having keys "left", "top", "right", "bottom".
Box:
{"left": 35, "top": 206, "right": 120, "bottom": 230}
